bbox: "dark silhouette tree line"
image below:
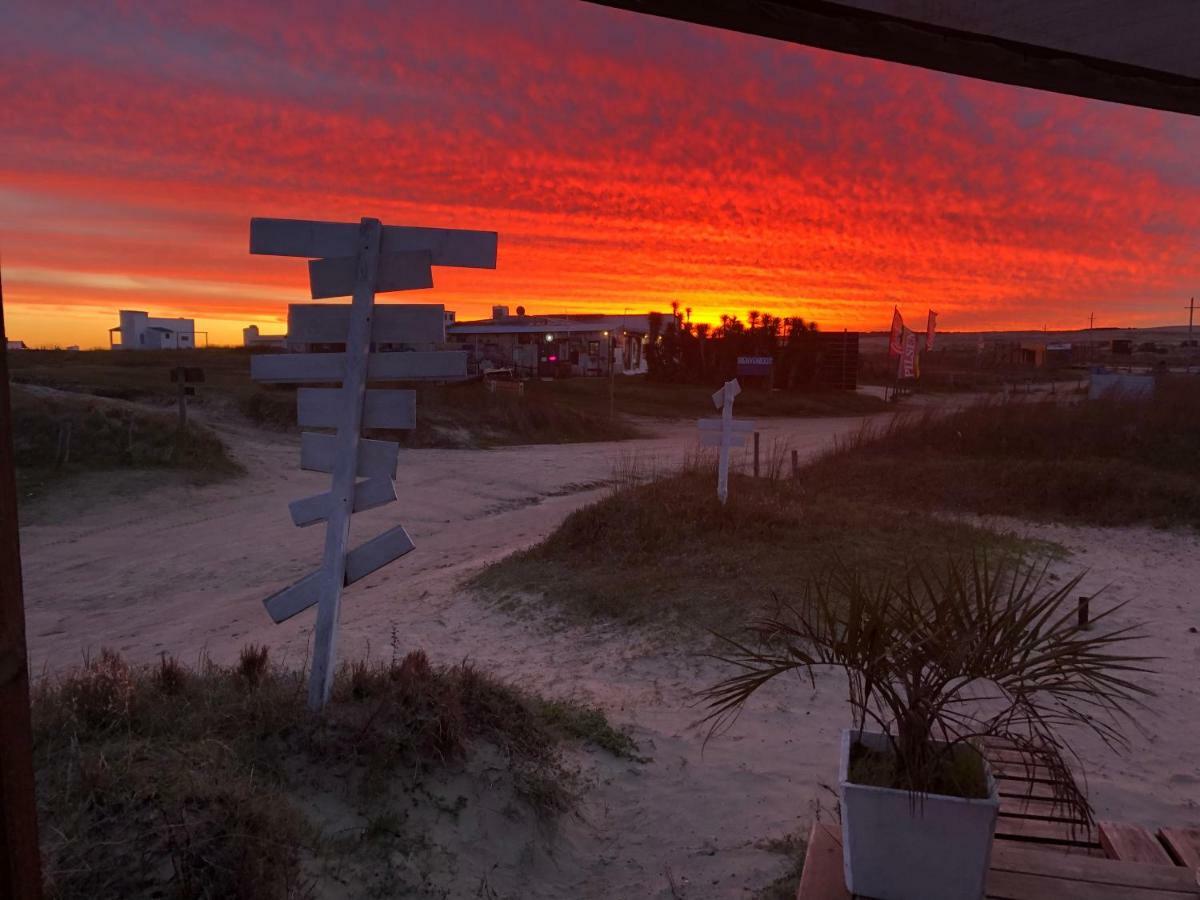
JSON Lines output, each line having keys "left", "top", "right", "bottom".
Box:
{"left": 645, "top": 301, "right": 824, "bottom": 387}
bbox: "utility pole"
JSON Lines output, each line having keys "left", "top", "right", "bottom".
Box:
{"left": 1187, "top": 297, "right": 1196, "bottom": 339}
{"left": 0, "top": 264, "right": 45, "bottom": 900}
{"left": 1089, "top": 312, "right": 1095, "bottom": 362}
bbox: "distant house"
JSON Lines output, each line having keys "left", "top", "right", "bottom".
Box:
{"left": 446, "top": 306, "right": 658, "bottom": 377}
{"left": 5, "top": 339, "right": 28, "bottom": 351}
{"left": 109, "top": 310, "right": 197, "bottom": 350}
{"left": 243, "top": 325, "right": 287, "bottom": 350}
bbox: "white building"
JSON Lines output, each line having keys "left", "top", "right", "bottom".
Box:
{"left": 243, "top": 325, "right": 287, "bottom": 350}
{"left": 109, "top": 310, "right": 196, "bottom": 350}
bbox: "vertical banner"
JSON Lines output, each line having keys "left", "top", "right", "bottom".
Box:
{"left": 926, "top": 309, "right": 937, "bottom": 351}
{"left": 889, "top": 307, "right": 904, "bottom": 357}
{"left": 899, "top": 328, "right": 919, "bottom": 379}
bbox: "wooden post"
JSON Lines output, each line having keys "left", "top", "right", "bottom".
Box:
{"left": 0, "top": 269, "right": 45, "bottom": 900}
{"left": 716, "top": 381, "right": 735, "bottom": 504}
{"left": 753, "top": 431, "right": 760, "bottom": 478}
{"left": 791, "top": 448, "right": 799, "bottom": 478}
{"left": 1078, "top": 595, "right": 1090, "bottom": 629}
{"left": 308, "top": 217, "right": 382, "bottom": 710}
{"left": 177, "top": 376, "right": 187, "bottom": 431}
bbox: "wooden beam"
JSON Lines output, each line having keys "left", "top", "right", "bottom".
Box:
{"left": 992, "top": 841, "right": 1200, "bottom": 892}
{"left": 300, "top": 432, "right": 399, "bottom": 480}
{"left": 0, "top": 268, "right": 44, "bottom": 900}
{"left": 287, "top": 303, "right": 446, "bottom": 345}
{"left": 582, "top": 1, "right": 1200, "bottom": 117}
{"left": 288, "top": 477, "right": 397, "bottom": 528}
{"left": 796, "top": 822, "right": 850, "bottom": 899}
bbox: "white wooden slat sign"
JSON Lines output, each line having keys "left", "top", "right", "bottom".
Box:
{"left": 297, "top": 388, "right": 416, "bottom": 430}
{"left": 289, "top": 477, "right": 397, "bottom": 528}
{"left": 698, "top": 379, "right": 754, "bottom": 504}
{"left": 250, "top": 350, "right": 469, "bottom": 384}
{"left": 248, "top": 214, "right": 498, "bottom": 709}
{"left": 288, "top": 303, "right": 446, "bottom": 344}
{"left": 309, "top": 250, "right": 434, "bottom": 299}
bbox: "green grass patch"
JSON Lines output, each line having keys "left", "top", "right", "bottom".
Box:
{"left": 473, "top": 464, "right": 1046, "bottom": 631}
{"left": 808, "top": 378, "right": 1200, "bottom": 527}
{"left": 34, "top": 646, "right": 635, "bottom": 899}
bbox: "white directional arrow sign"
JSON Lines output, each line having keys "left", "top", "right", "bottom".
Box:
{"left": 699, "top": 379, "right": 754, "bottom": 504}
{"left": 248, "top": 215, "right": 498, "bottom": 709}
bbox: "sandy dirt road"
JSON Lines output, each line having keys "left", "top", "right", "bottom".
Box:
{"left": 17, "top": 406, "right": 1200, "bottom": 898}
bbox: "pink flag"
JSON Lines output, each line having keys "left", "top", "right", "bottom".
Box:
{"left": 888, "top": 308, "right": 904, "bottom": 357}
{"left": 926, "top": 310, "right": 938, "bottom": 351}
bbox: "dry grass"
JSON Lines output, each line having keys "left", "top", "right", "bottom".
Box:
{"left": 473, "top": 457, "right": 1047, "bottom": 631}
{"left": 808, "top": 378, "right": 1200, "bottom": 527}
{"left": 11, "top": 386, "right": 243, "bottom": 501}
{"left": 33, "top": 646, "right": 636, "bottom": 899}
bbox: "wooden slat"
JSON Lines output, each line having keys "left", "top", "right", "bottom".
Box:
{"left": 988, "top": 748, "right": 1058, "bottom": 766}
{"left": 1158, "top": 827, "right": 1200, "bottom": 871}
{"left": 250, "top": 218, "right": 498, "bottom": 268}
{"left": 991, "top": 841, "right": 1200, "bottom": 892}
{"left": 1099, "top": 822, "right": 1175, "bottom": 865}
{"left": 995, "top": 816, "right": 1098, "bottom": 847}
{"left": 262, "top": 525, "right": 415, "bottom": 623}
{"left": 297, "top": 388, "right": 416, "bottom": 430}
{"left": 986, "top": 868, "right": 1199, "bottom": 900}
{"left": 796, "top": 822, "right": 850, "bottom": 899}
{"left": 287, "top": 303, "right": 445, "bottom": 345}
{"left": 250, "top": 350, "right": 468, "bottom": 384}
{"left": 697, "top": 417, "right": 755, "bottom": 432}
{"left": 990, "top": 762, "right": 1063, "bottom": 784}
{"left": 300, "top": 433, "right": 398, "bottom": 479}
{"left": 309, "top": 249, "right": 433, "bottom": 299}
{"left": 288, "top": 477, "right": 396, "bottom": 527}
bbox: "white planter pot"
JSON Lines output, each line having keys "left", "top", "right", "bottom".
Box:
{"left": 838, "top": 728, "right": 999, "bottom": 900}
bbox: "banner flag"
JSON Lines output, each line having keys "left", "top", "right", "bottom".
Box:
{"left": 889, "top": 308, "right": 904, "bottom": 357}
{"left": 926, "top": 309, "right": 937, "bottom": 351}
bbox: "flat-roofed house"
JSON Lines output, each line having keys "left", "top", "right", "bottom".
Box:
{"left": 109, "top": 310, "right": 196, "bottom": 350}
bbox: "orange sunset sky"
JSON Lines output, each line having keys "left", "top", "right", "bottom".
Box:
{"left": 2, "top": 1, "right": 1198, "bottom": 349}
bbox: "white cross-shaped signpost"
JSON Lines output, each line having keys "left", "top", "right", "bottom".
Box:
{"left": 697, "top": 379, "right": 755, "bottom": 504}
{"left": 248, "top": 216, "right": 497, "bottom": 709}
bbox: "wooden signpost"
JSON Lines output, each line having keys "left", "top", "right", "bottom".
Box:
{"left": 248, "top": 216, "right": 497, "bottom": 709}
{"left": 697, "top": 379, "right": 754, "bottom": 504}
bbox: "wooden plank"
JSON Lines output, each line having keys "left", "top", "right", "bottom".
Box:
{"left": 344, "top": 525, "right": 415, "bottom": 584}
{"left": 287, "top": 303, "right": 445, "bottom": 345}
{"left": 697, "top": 417, "right": 755, "bottom": 432}
{"left": 700, "top": 431, "right": 750, "bottom": 448}
{"left": 995, "top": 816, "right": 1098, "bottom": 846}
{"left": 1099, "top": 822, "right": 1175, "bottom": 865}
{"left": 250, "top": 217, "right": 498, "bottom": 268}
{"left": 998, "top": 782, "right": 1063, "bottom": 803}
{"left": 988, "top": 748, "right": 1058, "bottom": 766}
{"left": 991, "top": 841, "right": 1200, "bottom": 892}
{"left": 297, "top": 388, "right": 416, "bottom": 430}
{"left": 288, "top": 477, "right": 396, "bottom": 528}
{"left": 300, "top": 433, "right": 398, "bottom": 480}
{"left": 262, "top": 526, "right": 416, "bottom": 623}
{"left": 309, "top": 250, "right": 433, "bottom": 299}
{"left": 796, "top": 822, "right": 850, "bottom": 899}
{"left": 1159, "top": 827, "right": 1200, "bottom": 871}
{"left": 250, "top": 350, "right": 468, "bottom": 384}
{"left": 990, "top": 761, "right": 1062, "bottom": 784}
{"left": 986, "top": 868, "right": 1199, "bottom": 900}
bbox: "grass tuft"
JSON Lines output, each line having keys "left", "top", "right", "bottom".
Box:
{"left": 34, "top": 647, "right": 634, "bottom": 898}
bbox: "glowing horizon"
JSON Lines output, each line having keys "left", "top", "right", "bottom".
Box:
{"left": 2, "top": 1, "right": 1198, "bottom": 349}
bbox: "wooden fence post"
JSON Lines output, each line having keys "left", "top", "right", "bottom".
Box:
{"left": 753, "top": 431, "right": 760, "bottom": 478}
{"left": 0, "top": 269, "right": 45, "bottom": 900}
{"left": 791, "top": 448, "right": 799, "bottom": 478}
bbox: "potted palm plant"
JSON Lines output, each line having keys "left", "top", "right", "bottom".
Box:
{"left": 701, "top": 555, "right": 1150, "bottom": 900}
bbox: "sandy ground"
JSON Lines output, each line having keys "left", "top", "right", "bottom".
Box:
{"left": 17, "top": 403, "right": 1200, "bottom": 898}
